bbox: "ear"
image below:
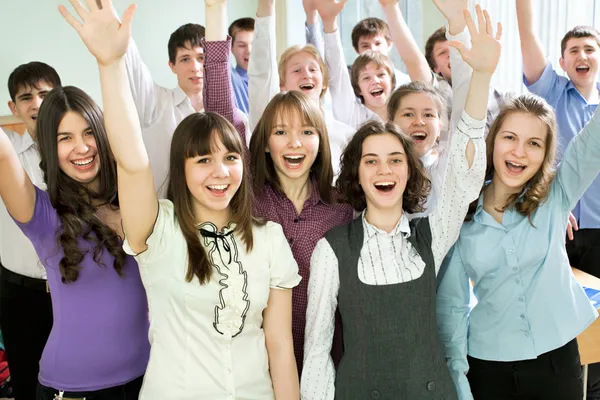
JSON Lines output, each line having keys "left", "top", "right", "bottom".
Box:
{"left": 280, "top": 83, "right": 286, "bottom": 92}
{"left": 169, "top": 60, "right": 177, "bottom": 74}
{"left": 559, "top": 57, "right": 566, "bottom": 72}
{"left": 7, "top": 100, "right": 19, "bottom": 117}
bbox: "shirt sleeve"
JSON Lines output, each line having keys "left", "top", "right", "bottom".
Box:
{"left": 554, "top": 105, "right": 600, "bottom": 211}
{"left": 301, "top": 238, "right": 338, "bottom": 400}
{"left": 306, "top": 22, "right": 325, "bottom": 59}
{"left": 445, "top": 27, "right": 473, "bottom": 137}
{"left": 429, "top": 111, "right": 486, "bottom": 271}
{"left": 122, "top": 199, "right": 176, "bottom": 267}
{"left": 523, "top": 60, "right": 562, "bottom": 102}
{"left": 203, "top": 37, "right": 247, "bottom": 145}
{"left": 266, "top": 222, "right": 301, "bottom": 290}
{"left": 248, "top": 15, "right": 280, "bottom": 132}
{"left": 11, "top": 186, "right": 60, "bottom": 243}
{"left": 436, "top": 245, "right": 474, "bottom": 400}
{"left": 124, "top": 39, "right": 159, "bottom": 128}
{"left": 323, "top": 30, "right": 370, "bottom": 128}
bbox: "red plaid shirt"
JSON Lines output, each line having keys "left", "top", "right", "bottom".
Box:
{"left": 203, "top": 38, "right": 354, "bottom": 373}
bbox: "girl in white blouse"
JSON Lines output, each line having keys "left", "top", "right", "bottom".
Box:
{"left": 301, "top": 6, "right": 499, "bottom": 399}
{"left": 60, "top": 1, "right": 301, "bottom": 399}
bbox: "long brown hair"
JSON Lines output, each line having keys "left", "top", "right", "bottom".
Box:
{"left": 36, "top": 86, "right": 125, "bottom": 283}
{"left": 249, "top": 91, "right": 334, "bottom": 203}
{"left": 336, "top": 120, "right": 431, "bottom": 213}
{"left": 167, "top": 112, "right": 259, "bottom": 284}
{"left": 466, "top": 93, "right": 558, "bottom": 221}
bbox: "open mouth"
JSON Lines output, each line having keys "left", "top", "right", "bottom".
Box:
{"left": 505, "top": 160, "right": 526, "bottom": 175}
{"left": 207, "top": 184, "right": 229, "bottom": 195}
{"left": 190, "top": 77, "right": 203, "bottom": 84}
{"left": 31, "top": 114, "right": 38, "bottom": 121}
{"left": 411, "top": 132, "right": 428, "bottom": 142}
{"left": 71, "top": 156, "right": 95, "bottom": 170}
{"left": 576, "top": 65, "right": 590, "bottom": 74}
{"left": 283, "top": 155, "right": 305, "bottom": 169}
{"left": 370, "top": 88, "right": 384, "bottom": 98}
{"left": 374, "top": 181, "right": 396, "bottom": 193}
{"left": 299, "top": 83, "right": 315, "bottom": 91}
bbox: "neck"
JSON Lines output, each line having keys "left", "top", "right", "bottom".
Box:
{"left": 279, "top": 173, "right": 312, "bottom": 203}
{"left": 368, "top": 103, "right": 388, "bottom": 120}
{"left": 236, "top": 64, "right": 247, "bottom": 73}
{"left": 364, "top": 204, "right": 403, "bottom": 234}
{"left": 195, "top": 206, "right": 232, "bottom": 231}
{"left": 186, "top": 90, "right": 204, "bottom": 112}
{"left": 27, "top": 128, "right": 36, "bottom": 140}
{"left": 484, "top": 176, "right": 522, "bottom": 209}
{"left": 574, "top": 81, "right": 599, "bottom": 103}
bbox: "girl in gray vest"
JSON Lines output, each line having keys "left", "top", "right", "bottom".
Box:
{"left": 300, "top": 5, "right": 500, "bottom": 399}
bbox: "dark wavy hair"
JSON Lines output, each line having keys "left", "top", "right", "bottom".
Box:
{"left": 167, "top": 112, "right": 260, "bottom": 284}
{"left": 336, "top": 120, "right": 431, "bottom": 213}
{"left": 36, "top": 86, "right": 125, "bottom": 283}
{"left": 465, "top": 93, "right": 558, "bottom": 222}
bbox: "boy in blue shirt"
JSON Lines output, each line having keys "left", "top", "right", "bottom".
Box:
{"left": 228, "top": 17, "right": 254, "bottom": 115}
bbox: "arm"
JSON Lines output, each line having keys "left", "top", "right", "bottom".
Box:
{"left": 264, "top": 289, "right": 300, "bottom": 399}
{"left": 556, "top": 105, "right": 600, "bottom": 211}
{"left": 379, "top": 0, "right": 433, "bottom": 83}
{"left": 203, "top": 1, "right": 247, "bottom": 143}
{"left": 0, "top": 130, "right": 35, "bottom": 223}
{"left": 318, "top": 0, "right": 367, "bottom": 128}
{"left": 436, "top": 246, "right": 474, "bottom": 400}
{"left": 516, "top": 0, "right": 547, "bottom": 85}
{"left": 429, "top": 5, "right": 498, "bottom": 268}
{"left": 301, "top": 239, "right": 338, "bottom": 400}
{"left": 248, "top": 0, "right": 279, "bottom": 131}
{"left": 60, "top": 0, "right": 158, "bottom": 253}
{"left": 304, "top": 0, "right": 325, "bottom": 58}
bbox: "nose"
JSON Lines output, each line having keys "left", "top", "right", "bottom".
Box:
{"left": 32, "top": 95, "right": 43, "bottom": 110}
{"left": 288, "top": 132, "right": 302, "bottom": 148}
{"left": 412, "top": 115, "right": 425, "bottom": 126}
{"left": 247, "top": 43, "right": 253, "bottom": 55}
{"left": 212, "top": 160, "right": 230, "bottom": 178}
{"left": 512, "top": 141, "right": 526, "bottom": 158}
{"left": 74, "top": 137, "right": 90, "bottom": 154}
{"left": 192, "top": 59, "right": 202, "bottom": 72}
{"left": 377, "top": 161, "right": 392, "bottom": 175}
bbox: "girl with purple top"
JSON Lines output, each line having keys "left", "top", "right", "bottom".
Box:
{"left": 0, "top": 86, "right": 149, "bottom": 397}
{"left": 61, "top": 0, "right": 301, "bottom": 398}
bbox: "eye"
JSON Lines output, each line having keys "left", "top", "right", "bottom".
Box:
{"left": 504, "top": 134, "right": 515, "bottom": 140}
{"left": 391, "top": 158, "right": 402, "bottom": 164}
{"left": 302, "top": 130, "right": 314, "bottom": 135}
{"left": 197, "top": 157, "right": 210, "bottom": 164}
{"left": 226, "top": 154, "right": 240, "bottom": 161}
{"left": 425, "top": 113, "right": 435, "bottom": 118}
{"left": 58, "top": 135, "right": 70, "bottom": 142}
{"left": 377, "top": 73, "right": 386, "bottom": 78}
{"left": 530, "top": 141, "right": 541, "bottom": 148}
{"left": 365, "top": 159, "right": 377, "bottom": 165}
{"left": 273, "top": 130, "right": 286, "bottom": 136}
{"left": 402, "top": 113, "right": 414, "bottom": 117}
{"left": 84, "top": 130, "right": 94, "bottom": 136}
{"left": 181, "top": 57, "right": 189, "bottom": 63}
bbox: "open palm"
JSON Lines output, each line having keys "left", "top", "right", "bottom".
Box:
{"left": 316, "top": 0, "right": 348, "bottom": 22}
{"left": 450, "top": 5, "right": 502, "bottom": 74}
{"left": 59, "top": 0, "right": 135, "bottom": 66}
{"left": 431, "top": 0, "right": 469, "bottom": 24}
{"left": 205, "top": 0, "right": 226, "bottom": 7}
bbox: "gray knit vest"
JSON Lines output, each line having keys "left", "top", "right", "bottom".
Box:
{"left": 324, "top": 216, "right": 457, "bottom": 400}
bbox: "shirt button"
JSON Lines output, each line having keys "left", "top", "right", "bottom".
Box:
{"left": 426, "top": 381, "right": 436, "bottom": 391}
{"left": 518, "top": 297, "right": 524, "bottom": 302}
{"left": 515, "top": 279, "right": 520, "bottom": 284}
{"left": 294, "top": 217, "right": 299, "bottom": 223}
{"left": 371, "top": 390, "right": 381, "bottom": 399}
{"left": 509, "top": 249, "right": 514, "bottom": 254}
{"left": 512, "top": 267, "right": 518, "bottom": 272}
{"left": 520, "top": 314, "right": 525, "bottom": 319}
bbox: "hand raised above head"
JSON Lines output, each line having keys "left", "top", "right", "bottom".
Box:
{"left": 58, "top": 0, "right": 136, "bottom": 66}
{"left": 449, "top": 5, "right": 502, "bottom": 74}
{"left": 316, "top": 0, "right": 348, "bottom": 23}
{"left": 377, "top": 0, "right": 399, "bottom": 8}
{"left": 205, "top": 0, "right": 226, "bottom": 7}
{"left": 431, "top": 0, "right": 469, "bottom": 25}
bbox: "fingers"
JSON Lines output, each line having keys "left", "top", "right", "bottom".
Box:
{"left": 567, "top": 223, "right": 574, "bottom": 241}
{"left": 569, "top": 213, "right": 579, "bottom": 231}
{"left": 68, "top": 0, "right": 89, "bottom": 20}
{"left": 83, "top": 0, "right": 100, "bottom": 11}
{"left": 58, "top": 4, "right": 84, "bottom": 32}
{"left": 449, "top": 40, "right": 469, "bottom": 58}
{"left": 475, "top": 4, "right": 486, "bottom": 35}
{"left": 121, "top": 4, "right": 137, "bottom": 32}
{"left": 496, "top": 22, "right": 503, "bottom": 41}
{"left": 483, "top": 9, "right": 493, "bottom": 36}
{"left": 463, "top": 8, "right": 477, "bottom": 36}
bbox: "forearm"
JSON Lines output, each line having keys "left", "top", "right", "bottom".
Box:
{"left": 463, "top": 71, "right": 492, "bottom": 124}
{"left": 0, "top": 132, "right": 35, "bottom": 223}
{"left": 257, "top": 0, "right": 274, "bottom": 17}
{"left": 268, "top": 339, "right": 300, "bottom": 399}
{"left": 99, "top": 59, "right": 150, "bottom": 173}
{"left": 205, "top": 2, "right": 227, "bottom": 41}
{"left": 382, "top": 3, "right": 431, "bottom": 83}
{"left": 516, "top": 0, "right": 546, "bottom": 82}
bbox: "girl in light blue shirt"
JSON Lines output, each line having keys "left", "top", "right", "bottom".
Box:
{"left": 437, "top": 93, "right": 600, "bottom": 400}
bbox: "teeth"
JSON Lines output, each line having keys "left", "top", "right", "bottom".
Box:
{"left": 72, "top": 157, "right": 93, "bottom": 166}
{"left": 299, "top": 84, "right": 314, "bottom": 89}
{"left": 375, "top": 182, "right": 395, "bottom": 186}
{"left": 371, "top": 89, "right": 383, "bottom": 95}
{"left": 208, "top": 184, "right": 228, "bottom": 191}
{"left": 284, "top": 155, "right": 304, "bottom": 160}
{"left": 507, "top": 161, "right": 525, "bottom": 168}
{"left": 576, "top": 66, "right": 589, "bottom": 70}
{"left": 411, "top": 132, "right": 427, "bottom": 139}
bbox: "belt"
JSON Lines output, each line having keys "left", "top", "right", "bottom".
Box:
{"left": 1, "top": 265, "right": 49, "bottom": 293}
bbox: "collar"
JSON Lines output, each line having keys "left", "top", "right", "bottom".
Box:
{"left": 198, "top": 220, "right": 236, "bottom": 234}
{"left": 173, "top": 86, "right": 191, "bottom": 107}
{"left": 565, "top": 80, "right": 600, "bottom": 105}
{"left": 235, "top": 65, "right": 248, "bottom": 77}
{"left": 14, "top": 129, "right": 37, "bottom": 155}
{"left": 362, "top": 210, "right": 411, "bottom": 239}
{"left": 420, "top": 148, "right": 439, "bottom": 169}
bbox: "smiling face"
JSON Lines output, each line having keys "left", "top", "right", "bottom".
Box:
{"left": 560, "top": 36, "right": 600, "bottom": 91}
{"left": 357, "top": 61, "right": 393, "bottom": 110}
{"left": 356, "top": 34, "right": 392, "bottom": 56}
{"left": 232, "top": 30, "right": 253, "bottom": 71}
{"left": 359, "top": 133, "right": 409, "bottom": 214}
{"left": 184, "top": 132, "right": 243, "bottom": 221}
{"left": 432, "top": 40, "right": 451, "bottom": 81}
{"left": 280, "top": 50, "right": 325, "bottom": 104}
{"left": 392, "top": 92, "right": 442, "bottom": 158}
{"left": 56, "top": 111, "right": 101, "bottom": 191}
{"left": 491, "top": 112, "right": 549, "bottom": 193}
{"left": 8, "top": 81, "right": 54, "bottom": 136}
{"left": 169, "top": 41, "right": 205, "bottom": 95}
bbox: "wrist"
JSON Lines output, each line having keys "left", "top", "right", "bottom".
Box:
{"left": 306, "top": 10, "right": 318, "bottom": 25}
{"left": 448, "top": 21, "right": 466, "bottom": 36}
{"left": 322, "top": 18, "right": 337, "bottom": 34}
{"left": 257, "top": 1, "right": 275, "bottom": 17}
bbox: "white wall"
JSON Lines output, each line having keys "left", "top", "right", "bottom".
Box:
{"left": 0, "top": 0, "right": 258, "bottom": 111}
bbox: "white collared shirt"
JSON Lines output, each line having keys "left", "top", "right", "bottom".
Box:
{"left": 124, "top": 41, "right": 249, "bottom": 197}
{"left": 0, "top": 129, "right": 46, "bottom": 279}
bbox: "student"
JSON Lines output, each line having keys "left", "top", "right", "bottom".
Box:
{"left": 229, "top": 17, "right": 254, "bottom": 115}
{"left": 516, "top": 1, "right": 600, "bottom": 395}
{"left": 426, "top": 27, "right": 452, "bottom": 84}
{"left": 249, "top": 0, "right": 354, "bottom": 176}
{"left": 62, "top": 0, "right": 301, "bottom": 398}
{"left": 437, "top": 90, "right": 600, "bottom": 399}
{"left": 0, "top": 62, "right": 60, "bottom": 400}
{"left": 203, "top": 1, "right": 354, "bottom": 375}
{"left": 0, "top": 80, "right": 150, "bottom": 398}
{"left": 302, "top": 5, "right": 498, "bottom": 398}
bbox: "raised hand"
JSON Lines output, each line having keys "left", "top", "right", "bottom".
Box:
{"left": 205, "top": 0, "right": 226, "bottom": 6}
{"left": 59, "top": 0, "right": 135, "bottom": 66}
{"left": 450, "top": 5, "right": 502, "bottom": 74}
{"left": 431, "top": 0, "right": 469, "bottom": 31}
{"left": 315, "top": 0, "right": 348, "bottom": 24}
{"left": 378, "top": 0, "right": 398, "bottom": 8}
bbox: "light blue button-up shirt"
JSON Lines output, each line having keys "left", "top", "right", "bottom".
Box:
{"left": 525, "top": 62, "right": 600, "bottom": 228}
{"left": 437, "top": 104, "right": 600, "bottom": 400}
{"left": 231, "top": 64, "right": 249, "bottom": 115}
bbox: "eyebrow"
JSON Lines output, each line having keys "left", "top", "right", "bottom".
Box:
{"left": 399, "top": 107, "right": 436, "bottom": 112}
{"left": 362, "top": 151, "right": 405, "bottom": 158}
{"left": 272, "top": 124, "right": 314, "bottom": 129}
{"left": 57, "top": 127, "right": 92, "bottom": 136}
{"left": 502, "top": 130, "right": 546, "bottom": 142}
